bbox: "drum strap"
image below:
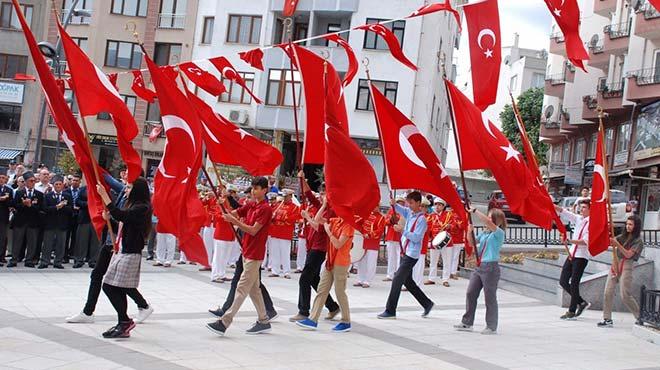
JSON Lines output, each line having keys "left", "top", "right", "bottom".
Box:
{"left": 402, "top": 214, "right": 424, "bottom": 256}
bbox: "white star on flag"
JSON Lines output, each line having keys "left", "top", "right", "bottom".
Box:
{"left": 500, "top": 144, "right": 521, "bottom": 162}
{"left": 554, "top": 8, "right": 561, "bottom": 16}
{"left": 484, "top": 49, "right": 494, "bottom": 58}
{"left": 235, "top": 127, "right": 250, "bottom": 139}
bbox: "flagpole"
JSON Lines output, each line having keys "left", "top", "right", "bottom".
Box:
{"left": 201, "top": 159, "right": 245, "bottom": 247}
{"left": 285, "top": 34, "right": 305, "bottom": 202}
{"left": 597, "top": 107, "right": 619, "bottom": 270}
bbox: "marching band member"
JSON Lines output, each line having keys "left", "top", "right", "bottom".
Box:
{"left": 412, "top": 197, "right": 431, "bottom": 288}
{"left": 200, "top": 189, "right": 217, "bottom": 272}
{"left": 383, "top": 197, "right": 405, "bottom": 281}
{"left": 425, "top": 198, "right": 446, "bottom": 285}
{"left": 447, "top": 203, "right": 467, "bottom": 282}
{"left": 354, "top": 208, "right": 386, "bottom": 288}
{"left": 262, "top": 192, "right": 279, "bottom": 270}
{"left": 267, "top": 189, "right": 300, "bottom": 279}
{"left": 211, "top": 190, "right": 239, "bottom": 283}
{"left": 294, "top": 206, "right": 309, "bottom": 273}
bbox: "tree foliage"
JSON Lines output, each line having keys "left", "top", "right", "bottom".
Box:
{"left": 500, "top": 87, "right": 548, "bottom": 166}
{"left": 57, "top": 150, "right": 80, "bottom": 175}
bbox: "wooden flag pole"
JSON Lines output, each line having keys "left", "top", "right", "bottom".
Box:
{"left": 597, "top": 107, "right": 619, "bottom": 271}
{"left": 284, "top": 19, "right": 305, "bottom": 202}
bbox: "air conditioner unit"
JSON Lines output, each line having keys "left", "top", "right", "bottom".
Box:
{"left": 228, "top": 109, "right": 249, "bottom": 126}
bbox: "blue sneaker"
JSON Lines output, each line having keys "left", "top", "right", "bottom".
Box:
{"left": 377, "top": 311, "right": 396, "bottom": 319}
{"left": 332, "top": 322, "right": 351, "bottom": 333}
{"left": 296, "top": 318, "right": 318, "bottom": 330}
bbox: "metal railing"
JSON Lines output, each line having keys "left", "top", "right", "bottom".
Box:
{"left": 598, "top": 80, "right": 625, "bottom": 98}
{"left": 544, "top": 121, "right": 561, "bottom": 129}
{"left": 642, "top": 229, "right": 660, "bottom": 249}
{"left": 158, "top": 13, "right": 186, "bottom": 29}
{"left": 62, "top": 9, "right": 92, "bottom": 25}
{"left": 583, "top": 94, "right": 598, "bottom": 109}
{"left": 545, "top": 73, "right": 567, "bottom": 85}
{"left": 604, "top": 21, "right": 631, "bottom": 39}
{"left": 639, "top": 286, "right": 660, "bottom": 328}
{"left": 629, "top": 68, "right": 660, "bottom": 85}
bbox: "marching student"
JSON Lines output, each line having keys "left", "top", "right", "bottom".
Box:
{"left": 294, "top": 216, "right": 308, "bottom": 273}
{"left": 267, "top": 189, "right": 300, "bottom": 278}
{"left": 425, "top": 198, "right": 446, "bottom": 285}
{"left": 555, "top": 200, "right": 592, "bottom": 320}
{"left": 154, "top": 229, "right": 176, "bottom": 267}
{"left": 261, "top": 192, "right": 278, "bottom": 270}
{"left": 454, "top": 208, "right": 506, "bottom": 335}
{"left": 598, "top": 215, "right": 645, "bottom": 328}
{"left": 412, "top": 197, "right": 432, "bottom": 287}
{"left": 39, "top": 175, "right": 73, "bottom": 269}
{"left": 200, "top": 189, "right": 216, "bottom": 272}
{"left": 211, "top": 190, "right": 239, "bottom": 283}
{"left": 206, "top": 176, "right": 274, "bottom": 336}
{"left": 383, "top": 197, "right": 404, "bottom": 281}
{"left": 354, "top": 208, "right": 386, "bottom": 288}
{"left": 377, "top": 191, "right": 435, "bottom": 319}
{"left": 296, "top": 195, "right": 353, "bottom": 332}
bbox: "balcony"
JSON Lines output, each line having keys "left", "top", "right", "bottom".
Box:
{"left": 582, "top": 95, "right": 600, "bottom": 122}
{"left": 602, "top": 21, "right": 631, "bottom": 55}
{"left": 559, "top": 107, "right": 576, "bottom": 132}
{"left": 634, "top": 2, "right": 660, "bottom": 40}
{"left": 544, "top": 73, "right": 568, "bottom": 98}
{"left": 626, "top": 68, "right": 660, "bottom": 104}
{"left": 565, "top": 62, "right": 576, "bottom": 83}
{"left": 158, "top": 13, "right": 186, "bottom": 29}
{"left": 539, "top": 121, "right": 563, "bottom": 143}
{"left": 270, "top": 0, "right": 359, "bottom": 13}
{"left": 587, "top": 40, "right": 609, "bottom": 70}
{"left": 597, "top": 80, "right": 627, "bottom": 116}
{"left": 549, "top": 32, "right": 566, "bottom": 56}
{"left": 594, "top": 0, "right": 617, "bottom": 17}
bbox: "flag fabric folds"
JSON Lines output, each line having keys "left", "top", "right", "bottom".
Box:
{"left": 12, "top": 0, "right": 106, "bottom": 237}
{"left": 131, "top": 70, "right": 157, "bottom": 103}
{"left": 209, "top": 56, "right": 262, "bottom": 104}
{"left": 145, "top": 54, "right": 208, "bottom": 267}
{"left": 58, "top": 22, "right": 142, "bottom": 183}
{"left": 283, "top": 0, "right": 300, "bottom": 17}
{"left": 464, "top": 0, "right": 501, "bottom": 111}
{"left": 589, "top": 126, "right": 610, "bottom": 257}
{"left": 322, "top": 34, "right": 358, "bottom": 87}
{"left": 179, "top": 61, "right": 226, "bottom": 96}
{"left": 355, "top": 23, "right": 418, "bottom": 71}
{"left": 238, "top": 48, "right": 265, "bottom": 71}
{"left": 543, "top": 0, "right": 589, "bottom": 71}
{"left": 407, "top": 0, "right": 462, "bottom": 31}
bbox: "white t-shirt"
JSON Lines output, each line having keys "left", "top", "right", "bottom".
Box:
{"left": 561, "top": 209, "right": 591, "bottom": 259}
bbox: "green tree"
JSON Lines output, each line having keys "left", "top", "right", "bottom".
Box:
{"left": 57, "top": 150, "right": 80, "bottom": 175}
{"left": 500, "top": 87, "right": 548, "bottom": 166}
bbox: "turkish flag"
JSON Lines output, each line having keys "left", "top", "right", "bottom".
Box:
{"left": 147, "top": 124, "right": 163, "bottom": 143}
{"left": 131, "top": 70, "right": 157, "bottom": 103}
{"left": 13, "top": 73, "right": 36, "bottom": 81}
{"left": 145, "top": 54, "right": 208, "bottom": 267}
{"left": 322, "top": 34, "right": 357, "bottom": 87}
{"left": 446, "top": 79, "right": 557, "bottom": 230}
{"left": 650, "top": 0, "right": 660, "bottom": 10}
{"left": 107, "top": 73, "right": 118, "bottom": 90}
{"left": 370, "top": 83, "right": 467, "bottom": 225}
{"left": 544, "top": 0, "right": 589, "bottom": 71}
{"left": 283, "top": 0, "right": 299, "bottom": 16}
{"left": 209, "top": 56, "right": 262, "bottom": 104}
{"left": 185, "top": 91, "right": 283, "bottom": 176}
{"left": 355, "top": 23, "right": 417, "bottom": 71}
{"left": 407, "top": 1, "right": 462, "bottom": 31}
{"left": 179, "top": 61, "right": 226, "bottom": 96}
{"left": 324, "top": 126, "right": 380, "bottom": 229}
{"left": 58, "top": 22, "right": 142, "bottom": 184}
{"left": 238, "top": 48, "right": 265, "bottom": 71}
{"left": 464, "top": 0, "right": 501, "bottom": 111}
{"left": 12, "top": 0, "right": 107, "bottom": 238}
{"left": 589, "top": 126, "right": 610, "bottom": 256}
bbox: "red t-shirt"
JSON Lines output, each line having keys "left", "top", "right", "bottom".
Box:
{"left": 303, "top": 190, "right": 332, "bottom": 252}
{"left": 237, "top": 199, "right": 272, "bottom": 260}
{"left": 202, "top": 197, "right": 217, "bottom": 227}
{"left": 359, "top": 211, "right": 386, "bottom": 251}
{"left": 447, "top": 210, "right": 466, "bottom": 245}
{"left": 268, "top": 201, "right": 300, "bottom": 240}
{"left": 384, "top": 208, "right": 401, "bottom": 242}
{"left": 213, "top": 200, "right": 236, "bottom": 242}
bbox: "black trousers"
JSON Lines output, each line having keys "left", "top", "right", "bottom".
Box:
{"left": 74, "top": 222, "right": 100, "bottom": 265}
{"left": 83, "top": 244, "right": 148, "bottom": 316}
{"left": 146, "top": 223, "right": 157, "bottom": 258}
{"left": 298, "top": 249, "right": 339, "bottom": 316}
{"left": 385, "top": 255, "right": 433, "bottom": 315}
{"left": 11, "top": 226, "right": 39, "bottom": 264}
{"left": 40, "top": 229, "right": 66, "bottom": 265}
{"left": 221, "top": 255, "right": 275, "bottom": 314}
{"left": 559, "top": 257, "right": 589, "bottom": 313}
{"left": 103, "top": 283, "right": 130, "bottom": 323}
{"left": 65, "top": 222, "right": 78, "bottom": 261}
{"left": 0, "top": 222, "right": 8, "bottom": 261}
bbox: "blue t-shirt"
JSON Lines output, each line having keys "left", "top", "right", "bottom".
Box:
{"left": 476, "top": 227, "right": 505, "bottom": 263}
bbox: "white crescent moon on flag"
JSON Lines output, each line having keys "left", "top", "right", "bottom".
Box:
{"left": 399, "top": 125, "right": 426, "bottom": 168}
{"left": 95, "top": 65, "right": 122, "bottom": 100}
{"left": 593, "top": 164, "right": 607, "bottom": 203}
{"left": 477, "top": 28, "right": 496, "bottom": 50}
{"left": 202, "top": 123, "right": 220, "bottom": 144}
{"left": 481, "top": 111, "right": 497, "bottom": 139}
{"left": 158, "top": 142, "right": 176, "bottom": 179}
{"left": 222, "top": 66, "right": 237, "bottom": 79}
{"left": 162, "top": 114, "right": 196, "bottom": 149}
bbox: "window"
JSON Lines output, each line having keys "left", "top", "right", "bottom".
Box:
{"left": 201, "top": 16, "right": 214, "bottom": 44}
{"left": 0, "top": 53, "right": 27, "bottom": 78}
{"left": 62, "top": 0, "right": 92, "bottom": 24}
{"left": 105, "top": 40, "right": 142, "bottom": 69}
{"left": 605, "top": 127, "right": 615, "bottom": 154}
{"left": 153, "top": 43, "right": 181, "bottom": 66}
{"left": 0, "top": 103, "right": 20, "bottom": 132}
{"left": 356, "top": 79, "right": 398, "bottom": 111}
{"left": 366, "top": 154, "right": 385, "bottom": 183}
{"left": 616, "top": 123, "right": 631, "bottom": 153}
{"left": 587, "top": 133, "right": 597, "bottom": 158}
{"left": 146, "top": 101, "right": 161, "bottom": 123}
{"left": 111, "top": 0, "right": 148, "bottom": 17}
{"left": 531, "top": 73, "right": 545, "bottom": 88}
{"left": 62, "top": 38, "right": 88, "bottom": 60}
{"left": 265, "top": 69, "right": 301, "bottom": 107}
{"left": 226, "top": 15, "right": 262, "bottom": 44}
{"left": 551, "top": 144, "right": 561, "bottom": 162}
{"left": 509, "top": 75, "right": 518, "bottom": 92}
{"left": 97, "top": 95, "right": 136, "bottom": 120}
{"left": 159, "top": 0, "right": 186, "bottom": 29}
{"left": 294, "top": 22, "right": 308, "bottom": 45}
{"left": 219, "top": 71, "right": 255, "bottom": 104}
{"left": 363, "top": 18, "right": 405, "bottom": 50}
{"left": 1, "top": 2, "right": 32, "bottom": 29}
{"left": 63, "top": 89, "right": 79, "bottom": 115}
{"left": 562, "top": 142, "right": 569, "bottom": 161}
{"left": 573, "top": 138, "right": 585, "bottom": 164}
{"left": 325, "top": 24, "right": 341, "bottom": 46}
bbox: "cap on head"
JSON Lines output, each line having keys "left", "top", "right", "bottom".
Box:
{"left": 434, "top": 197, "right": 446, "bottom": 205}
{"left": 282, "top": 188, "right": 295, "bottom": 196}
{"left": 22, "top": 171, "right": 35, "bottom": 181}
{"left": 421, "top": 197, "right": 431, "bottom": 207}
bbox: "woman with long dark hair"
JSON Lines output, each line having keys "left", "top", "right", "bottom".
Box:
{"left": 598, "top": 215, "right": 645, "bottom": 328}
{"left": 96, "top": 177, "right": 152, "bottom": 339}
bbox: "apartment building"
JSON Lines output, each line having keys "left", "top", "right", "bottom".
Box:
{"left": 190, "top": 0, "right": 464, "bottom": 192}
{"left": 540, "top": 0, "right": 660, "bottom": 229}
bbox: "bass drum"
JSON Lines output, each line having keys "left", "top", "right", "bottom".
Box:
{"left": 350, "top": 232, "right": 366, "bottom": 263}
{"left": 431, "top": 231, "right": 451, "bottom": 249}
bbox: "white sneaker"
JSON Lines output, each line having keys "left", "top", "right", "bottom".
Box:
{"left": 481, "top": 328, "right": 497, "bottom": 335}
{"left": 66, "top": 311, "right": 95, "bottom": 323}
{"left": 135, "top": 305, "right": 154, "bottom": 323}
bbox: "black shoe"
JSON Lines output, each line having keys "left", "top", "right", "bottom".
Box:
{"left": 62, "top": 259, "right": 69, "bottom": 264}
{"left": 88, "top": 263, "right": 95, "bottom": 268}
{"left": 102, "top": 324, "right": 120, "bottom": 337}
{"left": 24, "top": 262, "right": 35, "bottom": 268}
{"left": 206, "top": 320, "right": 227, "bottom": 336}
{"left": 53, "top": 264, "right": 64, "bottom": 269}
{"left": 560, "top": 311, "right": 576, "bottom": 320}
{"left": 635, "top": 318, "right": 644, "bottom": 326}
{"left": 597, "top": 319, "right": 613, "bottom": 328}
{"left": 377, "top": 311, "right": 396, "bottom": 319}
{"left": 103, "top": 320, "right": 135, "bottom": 339}
{"left": 208, "top": 308, "right": 224, "bottom": 318}
{"left": 7, "top": 261, "right": 17, "bottom": 268}
{"left": 267, "top": 311, "right": 278, "bottom": 322}
{"left": 37, "top": 264, "right": 48, "bottom": 269}
{"left": 146, "top": 256, "right": 154, "bottom": 261}
{"left": 422, "top": 302, "right": 434, "bottom": 318}
{"left": 73, "top": 263, "right": 84, "bottom": 269}
{"left": 245, "top": 321, "right": 271, "bottom": 335}
{"left": 575, "top": 301, "right": 591, "bottom": 317}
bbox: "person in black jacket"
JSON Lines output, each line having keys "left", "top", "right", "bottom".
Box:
{"left": 73, "top": 184, "right": 100, "bottom": 268}
{"left": 0, "top": 173, "right": 12, "bottom": 265}
{"left": 39, "top": 175, "right": 73, "bottom": 269}
{"left": 64, "top": 174, "right": 82, "bottom": 264}
{"left": 8, "top": 172, "right": 43, "bottom": 268}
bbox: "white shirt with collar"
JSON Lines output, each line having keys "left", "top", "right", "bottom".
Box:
{"left": 35, "top": 182, "right": 50, "bottom": 194}
{"left": 560, "top": 209, "right": 591, "bottom": 259}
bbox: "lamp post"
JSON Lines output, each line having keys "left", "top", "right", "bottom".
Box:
{"left": 32, "top": 1, "right": 91, "bottom": 170}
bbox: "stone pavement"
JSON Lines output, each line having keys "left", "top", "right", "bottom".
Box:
{"left": 1, "top": 262, "right": 659, "bottom": 370}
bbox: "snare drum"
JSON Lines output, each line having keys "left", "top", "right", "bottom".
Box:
{"left": 350, "top": 232, "right": 366, "bottom": 263}
{"left": 431, "top": 231, "right": 451, "bottom": 249}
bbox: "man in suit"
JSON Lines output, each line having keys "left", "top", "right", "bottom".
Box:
{"left": 64, "top": 174, "right": 82, "bottom": 263}
{"left": 8, "top": 172, "right": 44, "bottom": 268}
{"left": 39, "top": 175, "right": 73, "bottom": 269}
{"left": 0, "top": 173, "right": 13, "bottom": 265}
{"left": 73, "top": 183, "right": 99, "bottom": 268}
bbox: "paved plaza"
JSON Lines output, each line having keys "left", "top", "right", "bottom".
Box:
{"left": 1, "top": 262, "right": 659, "bottom": 370}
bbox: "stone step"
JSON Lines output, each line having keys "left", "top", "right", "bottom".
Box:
{"left": 524, "top": 257, "right": 603, "bottom": 275}
{"left": 498, "top": 263, "right": 561, "bottom": 293}
{"left": 498, "top": 278, "right": 557, "bottom": 304}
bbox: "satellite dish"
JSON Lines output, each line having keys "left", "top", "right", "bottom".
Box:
{"left": 545, "top": 105, "right": 555, "bottom": 119}
{"left": 589, "top": 34, "right": 600, "bottom": 47}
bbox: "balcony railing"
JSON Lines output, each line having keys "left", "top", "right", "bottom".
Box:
{"left": 550, "top": 32, "right": 565, "bottom": 42}
{"left": 629, "top": 68, "right": 660, "bottom": 85}
{"left": 583, "top": 94, "right": 598, "bottom": 109}
{"left": 144, "top": 122, "right": 165, "bottom": 138}
{"left": 62, "top": 9, "right": 92, "bottom": 25}
{"left": 604, "top": 20, "right": 631, "bottom": 39}
{"left": 544, "top": 121, "right": 561, "bottom": 129}
{"left": 598, "top": 80, "right": 625, "bottom": 98}
{"left": 158, "top": 13, "right": 186, "bottom": 29}
{"left": 545, "top": 73, "right": 566, "bottom": 85}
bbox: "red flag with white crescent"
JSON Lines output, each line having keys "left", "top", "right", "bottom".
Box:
{"left": 589, "top": 125, "right": 610, "bottom": 256}
{"left": 355, "top": 23, "right": 417, "bottom": 71}
{"left": 322, "top": 34, "right": 358, "bottom": 87}
{"left": 407, "top": 1, "right": 462, "bottom": 31}
{"left": 543, "top": 0, "right": 589, "bottom": 71}
{"left": 238, "top": 48, "right": 265, "bottom": 71}
{"left": 209, "top": 56, "right": 262, "bottom": 104}
{"left": 179, "top": 61, "right": 226, "bottom": 96}
{"left": 131, "top": 70, "right": 157, "bottom": 103}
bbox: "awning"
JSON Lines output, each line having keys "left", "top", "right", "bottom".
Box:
{"left": 0, "top": 148, "right": 22, "bottom": 160}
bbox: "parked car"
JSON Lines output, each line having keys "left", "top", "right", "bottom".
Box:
{"left": 487, "top": 190, "right": 523, "bottom": 223}
{"left": 610, "top": 190, "right": 634, "bottom": 228}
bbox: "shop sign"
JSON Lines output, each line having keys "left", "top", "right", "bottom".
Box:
{"left": 0, "top": 82, "right": 24, "bottom": 104}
